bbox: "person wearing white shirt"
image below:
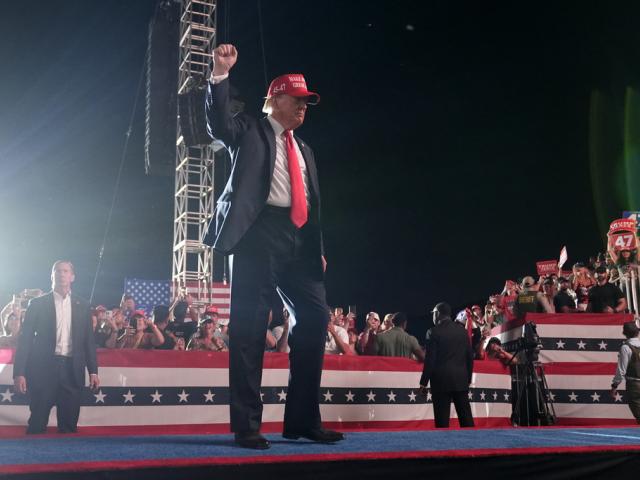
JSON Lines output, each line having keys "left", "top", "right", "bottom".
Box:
{"left": 13, "top": 261, "right": 99, "bottom": 434}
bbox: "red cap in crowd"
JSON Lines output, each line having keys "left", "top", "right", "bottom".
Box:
{"left": 134, "top": 310, "right": 146, "bottom": 317}
{"left": 205, "top": 305, "right": 219, "bottom": 314}
{"left": 266, "top": 74, "right": 320, "bottom": 105}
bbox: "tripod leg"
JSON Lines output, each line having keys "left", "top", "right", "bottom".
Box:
{"left": 511, "top": 364, "right": 529, "bottom": 426}
{"left": 535, "top": 365, "right": 556, "bottom": 424}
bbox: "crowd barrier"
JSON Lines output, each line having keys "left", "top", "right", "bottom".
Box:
{"left": 0, "top": 349, "right": 510, "bottom": 434}
{"left": 618, "top": 269, "right": 640, "bottom": 315}
{"left": 0, "top": 312, "right": 636, "bottom": 434}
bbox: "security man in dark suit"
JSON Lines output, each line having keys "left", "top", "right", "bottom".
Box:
{"left": 13, "top": 261, "right": 99, "bottom": 434}
{"left": 420, "top": 302, "right": 475, "bottom": 428}
{"left": 205, "top": 44, "right": 342, "bottom": 449}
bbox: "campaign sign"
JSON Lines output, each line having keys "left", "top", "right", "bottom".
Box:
{"left": 609, "top": 233, "right": 637, "bottom": 251}
{"left": 536, "top": 260, "right": 558, "bottom": 276}
{"left": 607, "top": 218, "right": 638, "bottom": 252}
{"left": 608, "top": 218, "right": 637, "bottom": 234}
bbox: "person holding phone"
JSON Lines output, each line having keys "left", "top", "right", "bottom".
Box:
{"left": 116, "top": 311, "right": 164, "bottom": 349}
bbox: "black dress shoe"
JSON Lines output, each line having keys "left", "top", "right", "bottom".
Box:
{"left": 57, "top": 426, "right": 78, "bottom": 434}
{"left": 234, "top": 432, "right": 271, "bottom": 450}
{"left": 282, "top": 427, "right": 345, "bottom": 443}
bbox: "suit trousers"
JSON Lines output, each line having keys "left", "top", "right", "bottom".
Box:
{"left": 432, "top": 390, "right": 475, "bottom": 428}
{"left": 27, "top": 356, "right": 82, "bottom": 434}
{"left": 228, "top": 206, "right": 329, "bottom": 434}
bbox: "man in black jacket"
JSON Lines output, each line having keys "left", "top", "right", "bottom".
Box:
{"left": 420, "top": 302, "right": 474, "bottom": 428}
{"left": 205, "top": 44, "right": 342, "bottom": 449}
{"left": 13, "top": 261, "right": 99, "bottom": 434}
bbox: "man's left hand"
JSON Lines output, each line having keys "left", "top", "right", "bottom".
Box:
{"left": 321, "top": 256, "right": 327, "bottom": 273}
{"left": 89, "top": 374, "right": 100, "bottom": 392}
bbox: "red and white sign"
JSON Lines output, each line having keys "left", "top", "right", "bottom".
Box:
{"left": 536, "top": 260, "right": 558, "bottom": 276}
{"left": 607, "top": 218, "right": 638, "bottom": 255}
{"left": 609, "top": 233, "right": 637, "bottom": 252}
{"left": 608, "top": 218, "right": 637, "bottom": 234}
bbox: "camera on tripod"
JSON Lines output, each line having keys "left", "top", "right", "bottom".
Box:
{"left": 504, "top": 322, "right": 543, "bottom": 363}
{"left": 507, "top": 321, "right": 556, "bottom": 427}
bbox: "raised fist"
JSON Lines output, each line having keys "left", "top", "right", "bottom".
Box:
{"left": 213, "top": 44, "right": 238, "bottom": 76}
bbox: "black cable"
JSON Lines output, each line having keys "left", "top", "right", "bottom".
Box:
{"left": 89, "top": 42, "right": 149, "bottom": 303}
{"left": 257, "top": 0, "right": 269, "bottom": 89}
{"left": 225, "top": 0, "right": 230, "bottom": 43}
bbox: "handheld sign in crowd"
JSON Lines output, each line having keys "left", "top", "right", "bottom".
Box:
{"left": 607, "top": 218, "right": 638, "bottom": 252}
{"left": 536, "top": 260, "right": 558, "bottom": 276}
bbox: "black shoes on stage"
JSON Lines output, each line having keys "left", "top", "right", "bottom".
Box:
{"left": 234, "top": 428, "right": 345, "bottom": 449}
{"left": 282, "top": 427, "right": 345, "bottom": 443}
{"left": 234, "top": 432, "right": 271, "bottom": 450}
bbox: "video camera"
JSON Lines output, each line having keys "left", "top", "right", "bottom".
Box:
{"left": 503, "top": 322, "right": 543, "bottom": 362}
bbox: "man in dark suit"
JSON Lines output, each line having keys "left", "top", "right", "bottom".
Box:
{"left": 205, "top": 44, "right": 343, "bottom": 449}
{"left": 420, "top": 302, "right": 475, "bottom": 428}
{"left": 13, "top": 261, "right": 99, "bottom": 434}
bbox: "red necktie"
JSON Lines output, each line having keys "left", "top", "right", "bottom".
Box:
{"left": 285, "top": 130, "right": 308, "bottom": 228}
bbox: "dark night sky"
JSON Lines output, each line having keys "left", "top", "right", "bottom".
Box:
{"left": 0, "top": 1, "right": 638, "bottom": 330}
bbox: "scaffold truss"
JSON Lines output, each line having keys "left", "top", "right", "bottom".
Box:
{"left": 172, "top": 0, "right": 217, "bottom": 303}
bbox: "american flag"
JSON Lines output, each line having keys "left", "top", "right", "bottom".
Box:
{"left": 124, "top": 279, "right": 171, "bottom": 314}
{"left": 559, "top": 246, "right": 568, "bottom": 269}
{"left": 124, "top": 279, "right": 230, "bottom": 319}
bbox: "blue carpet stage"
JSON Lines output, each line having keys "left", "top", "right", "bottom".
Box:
{"left": 2, "top": 313, "right": 639, "bottom": 478}
{"left": 1, "top": 427, "right": 640, "bottom": 479}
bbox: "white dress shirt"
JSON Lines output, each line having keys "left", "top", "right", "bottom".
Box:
{"left": 53, "top": 291, "right": 73, "bottom": 356}
{"left": 265, "top": 116, "right": 310, "bottom": 208}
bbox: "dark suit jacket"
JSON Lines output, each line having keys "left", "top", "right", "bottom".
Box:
{"left": 205, "top": 79, "right": 324, "bottom": 268}
{"left": 420, "top": 319, "right": 473, "bottom": 392}
{"left": 13, "top": 292, "right": 98, "bottom": 388}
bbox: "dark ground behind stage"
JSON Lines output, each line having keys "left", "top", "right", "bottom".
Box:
{"left": 2, "top": 428, "right": 640, "bottom": 479}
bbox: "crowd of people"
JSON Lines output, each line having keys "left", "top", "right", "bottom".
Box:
{"left": 453, "top": 248, "right": 638, "bottom": 365}
{"left": 1, "top": 249, "right": 637, "bottom": 364}
{"left": 0, "top": 288, "right": 430, "bottom": 364}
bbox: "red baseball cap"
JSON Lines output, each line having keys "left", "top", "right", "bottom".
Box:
{"left": 266, "top": 74, "right": 320, "bottom": 105}
{"left": 205, "top": 305, "right": 219, "bottom": 314}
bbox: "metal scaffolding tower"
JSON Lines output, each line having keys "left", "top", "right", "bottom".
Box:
{"left": 172, "top": 0, "right": 217, "bottom": 302}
